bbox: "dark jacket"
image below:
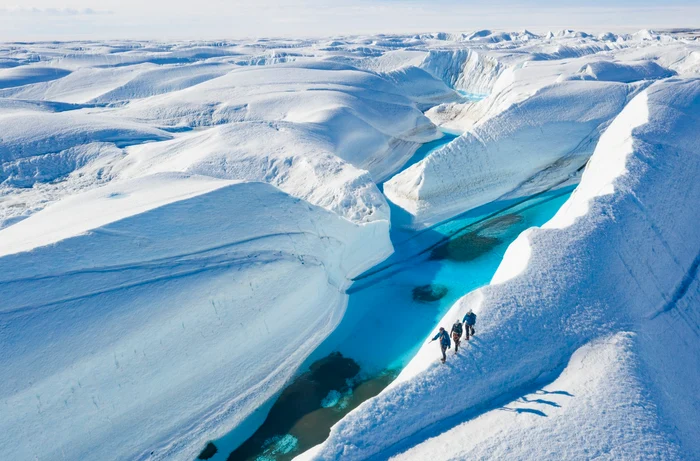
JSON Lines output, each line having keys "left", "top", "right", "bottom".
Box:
{"left": 451, "top": 322, "right": 463, "bottom": 336}
{"left": 432, "top": 330, "right": 451, "bottom": 348}
{"left": 463, "top": 312, "right": 477, "bottom": 326}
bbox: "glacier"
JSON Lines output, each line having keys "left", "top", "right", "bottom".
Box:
{"left": 0, "top": 28, "right": 698, "bottom": 461}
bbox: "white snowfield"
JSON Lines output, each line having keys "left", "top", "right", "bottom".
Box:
{"left": 305, "top": 78, "right": 700, "bottom": 460}
{"left": 0, "top": 29, "right": 698, "bottom": 461}
{"left": 0, "top": 174, "right": 391, "bottom": 461}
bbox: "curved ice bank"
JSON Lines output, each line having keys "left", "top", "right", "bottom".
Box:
{"left": 303, "top": 78, "right": 700, "bottom": 460}
{"left": 0, "top": 174, "right": 391, "bottom": 461}
{"left": 385, "top": 79, "right": 638, "bottom": 226}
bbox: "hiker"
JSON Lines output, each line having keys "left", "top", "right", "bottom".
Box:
{"left": 463, "top": 309, "right": 477, "bottom": 340}
{"left": 430, "top": 327, "right": 451, "bottom": 363}
{"left": 450, "top": 319, "right": 463, "bottom": 353}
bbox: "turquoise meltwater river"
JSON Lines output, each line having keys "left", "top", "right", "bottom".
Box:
{"left": 202, "top": 134, "right": 576, "bottom": 461}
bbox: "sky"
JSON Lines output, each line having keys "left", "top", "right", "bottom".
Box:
{"left": 0, "top": 0, "right": 698, "bottom": 41}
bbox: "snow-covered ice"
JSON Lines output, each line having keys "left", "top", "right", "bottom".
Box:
{"left": 0, "top": 174, "right": 391, "bottom": 461}
{"left": 0, "top": 28, "right": 698, "bottom": 461}
{"left": 304, "top": 77, "right": 700, "bottom": 461}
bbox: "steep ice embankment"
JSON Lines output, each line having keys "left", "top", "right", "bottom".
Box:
{"left": 388, "top": 39, "right": 693, "bottom": 227}
{"left": 0, "top": 174, "right": 391, "bottom": 461}
{"left": 420, "top": 49, "right": 504, "bottom": 96}
{"left": 304, "top": 78, "right": 700, "bottom": 460}
{"left": 380, "top": 65, "right": 462, "bottom": 111}
{"left": 385, "top": 79, "right": 639, "bottom": 226}
{"left": 391, "top": 333, "right": 679, "bottom": 460}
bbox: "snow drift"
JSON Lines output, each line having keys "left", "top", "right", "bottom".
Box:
{"left": 570, "top": 59, "right": 676, "bottom": 83}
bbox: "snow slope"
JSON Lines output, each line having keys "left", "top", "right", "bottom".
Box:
{"left": 0, "top": 174, "right": 391, "bottom": 461}
{"left": 0, "top": 35, "right": 453, "bottom": 461}
{"left": 304, "top": 77, "right": 700, "bottom": 461}
{"left": 116, "top": 61, "right": 440, "bottom": 181}
{"left": 0, "top": 58, "right": 443, "bottom": 227}
{"left": 1, "top": 31, "right": 699, "bottom": 461}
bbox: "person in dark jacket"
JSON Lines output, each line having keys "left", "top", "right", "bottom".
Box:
{"left": 450, "top": 320, "right": 463, "bottom": 352}
{"left": 463, "top": 309, "right": 477, "bottom": 340}
{"left": 430, "top": 327, "right": 451, "bottom": 363}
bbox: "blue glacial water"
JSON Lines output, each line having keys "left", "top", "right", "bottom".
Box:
{"left": 384, "top": 132, "right": 459, "bottom": 183}
{"left": 207, "top": 133, "right": 575, "bottom": 461}
{"left": 309, "top": 186, "right": 575, "bottom": 376}
{"left": 456, "top": 89, "right": 488, "bottom": 101}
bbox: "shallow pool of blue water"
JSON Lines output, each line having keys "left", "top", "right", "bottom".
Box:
{"left": 206, "top": 132, "right": 575, "bottom": 461}
{"left": 390, "top": 132, "right": 459, "bottom": 179}
{"left": 456, "top": 90, "right": 488, "bottom": 101}
{"left": 310, "top": 186, "right": 575, "bottom": 374}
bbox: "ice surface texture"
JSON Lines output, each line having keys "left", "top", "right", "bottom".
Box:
{"left": 307, "top": 77, "right": 700, "bottom": 461}
{"left": 1, "top": 29, "right": 699, "bottom": 461}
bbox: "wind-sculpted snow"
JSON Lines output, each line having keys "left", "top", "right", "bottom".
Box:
{"left": 90, "top": 62, "right": 234, "bottom": 103}
{"left": 570, "top": 60, "right": 676, "bottom": 82}
{"left": 0, "top": 175, "right": 391, "bottom": 461}
{"left": 116, "top": 122, "right": 391, "bottom": 223}
{"left": 0, "top": 66, "right": 72, "bottom": 89}
{"left": 306, "top": 78, "right": 700, "bottom": 461}
{"left": 0, "top": 51, "right": 446, "bottom": 226}
{"left": 0, "top": 111, "right": 171, "bottom": 163}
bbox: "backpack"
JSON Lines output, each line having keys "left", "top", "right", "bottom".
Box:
{"left": 440, "top": 331, "right": 450, "bottom": 346}
{"left": 453, "top": 323, "right": 463, "bottom": 335}
{"left": 465, "top": 313, "right": 476, "bottom": 325}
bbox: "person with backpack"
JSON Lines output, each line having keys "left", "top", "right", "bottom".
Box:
{"left": 450, "top": 319, "right": 463, "bottom": 352}
{"left": 463, "top": 309, "right": 477, "bottom": 340}
{"left": 430, "top": 327, "right": 451, "bottom": 363}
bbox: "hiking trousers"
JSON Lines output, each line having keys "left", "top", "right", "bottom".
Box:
{"left": 452, "top": 332, "right": 461, "bottom": 352}
{"left": 465, "top": 324, "right": 475, "bottom": 340}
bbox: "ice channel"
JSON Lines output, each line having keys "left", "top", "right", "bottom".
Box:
{"left": 201, "top": 134, "right": 575, "bottom": 461}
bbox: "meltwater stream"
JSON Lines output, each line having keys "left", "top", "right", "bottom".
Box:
{"left": 201, "top": 134, "right": 575, "bottom": 461}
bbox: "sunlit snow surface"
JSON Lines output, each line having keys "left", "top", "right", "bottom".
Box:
{"left": 0, "top": 28, "right": 699, "bottom": 461}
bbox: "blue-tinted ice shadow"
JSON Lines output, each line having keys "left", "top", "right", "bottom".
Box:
{"left": 500, "top": 407, "right": 548, "bottom": 417}
{"left": 308, "top": 185, "right": 576, "bottom": 375}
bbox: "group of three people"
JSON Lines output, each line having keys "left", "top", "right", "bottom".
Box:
{"left": 430, "top": 309, "right": 477, "bottom": 363}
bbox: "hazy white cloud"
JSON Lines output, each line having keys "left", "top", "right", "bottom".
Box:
{"left": 0, "top": 0, "right": 697, "bottom": 41}
{"left": 0, "top": 6, "right": 111, "bottom": 15}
